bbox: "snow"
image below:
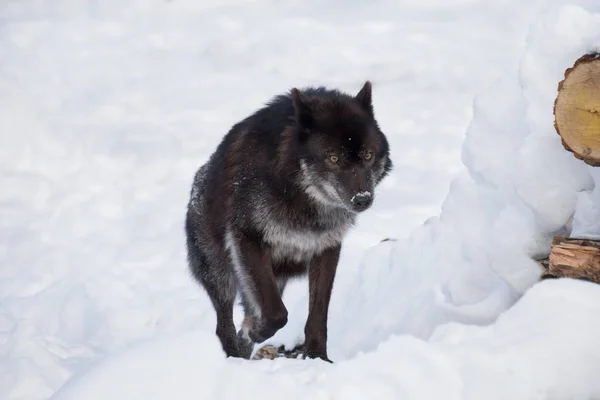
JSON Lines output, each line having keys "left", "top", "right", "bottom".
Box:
{"left": 351, "top": 191, "right": 372, "bottom": 202}
{"left": 49, "top": 280, "right": 600, "bottom": 400}
{"left": 2, "top": 0, "right": 600, "bottom": 399}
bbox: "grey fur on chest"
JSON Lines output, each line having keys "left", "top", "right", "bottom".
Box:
{"left": 255, "top": 206, "right": 354, "bottom": 263}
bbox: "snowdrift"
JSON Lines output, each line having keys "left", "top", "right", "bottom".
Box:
{"left": 50, "top": 3, "right": 600, "bottom": 400}
{"left": 50, "top": 280, "right": 600, "bottom": 400}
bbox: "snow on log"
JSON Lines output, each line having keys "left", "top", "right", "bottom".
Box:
{"left": 554, "top": 52, "right": 600, "bottom": 166}
{"left": 539, "top": 236, "right": 600, "bottom": 284}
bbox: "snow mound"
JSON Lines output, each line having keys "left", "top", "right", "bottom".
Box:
{"left": 50, "top": 3, "right": 600, "bottom": 400}
{"left": 328, "top": 4, "right": 600, "bottom": 360}
{"left": 51, "top": 280, "right": 600, "bottom": 400}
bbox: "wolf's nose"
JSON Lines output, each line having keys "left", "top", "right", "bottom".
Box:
{"left": 351, "top": 192, "right": 372, "bottom": 211}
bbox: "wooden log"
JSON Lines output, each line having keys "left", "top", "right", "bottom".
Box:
{"left": 554, "top": 52, "right": 600, "bottom": 166}
{"left": 543, "top": 236, "right": 600, "bottom": 284}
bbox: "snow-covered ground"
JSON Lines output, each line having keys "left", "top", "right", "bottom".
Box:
{"left": 2, "top": 1, "right": 600, "bottom": 399}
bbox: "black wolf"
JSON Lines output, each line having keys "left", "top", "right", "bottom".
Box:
{"left": 185, "top": 81, "right": 392, "bottom": 362}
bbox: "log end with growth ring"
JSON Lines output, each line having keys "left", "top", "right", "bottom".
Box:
{"left": 554, "top": 52, "right": 600, "bottom": 166}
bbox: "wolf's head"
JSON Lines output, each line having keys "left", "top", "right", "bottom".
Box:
{"left": 290, "top": 81, "right": 392, "bottom": 213}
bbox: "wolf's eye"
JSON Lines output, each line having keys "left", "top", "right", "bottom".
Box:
{"left": 364, "top": 151, "right": 373, "bottom": 161}
{"left": 329, "top": 155, "right": 339, "bottom": 163}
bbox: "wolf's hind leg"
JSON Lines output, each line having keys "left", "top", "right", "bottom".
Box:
{"left": 211, "top": 295, "right": 240, "bottom": 358}
{"left": 200, "top": 270, "right": 240, "bottom": 357}
{"left": 187, "top": 238, "right": 240, "bottom": 358}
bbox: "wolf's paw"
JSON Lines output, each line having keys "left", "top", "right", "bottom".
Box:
{"left": 302, "top": 350, "right": 333, "bottom": 363}
{"left": 301, "top": 339, "right": 333, "bottom": 363}
{"left": 248, "top": 311, "right": 288, "bottom": 343}
{"left": 236, "top": 329, "right": 255, "bottom": 359}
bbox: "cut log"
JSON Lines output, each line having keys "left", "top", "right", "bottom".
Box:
{"left": 541, "top": 236, "right": 600, "bottom": 284}
{"left": 554, "top": 52, "right": 600, "bottom": 166}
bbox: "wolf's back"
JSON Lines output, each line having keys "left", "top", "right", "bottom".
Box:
{"left": 188, "top": 162, "right": 209, "bottom": 214}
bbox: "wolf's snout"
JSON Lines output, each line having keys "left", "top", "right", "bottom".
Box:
{"left": 351, "top": 191, "right": 373, "bottom": 211}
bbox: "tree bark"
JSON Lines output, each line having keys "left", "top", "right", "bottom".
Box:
{"left": 540, "top": 236, "right": 600, "bottom": 284}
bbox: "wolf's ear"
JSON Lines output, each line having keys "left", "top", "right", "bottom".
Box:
{"left": 291, "top": 88, "right": 314, "bottom": 128}
{"left": 355, "top": 81, "right": 373, "bottom": 116}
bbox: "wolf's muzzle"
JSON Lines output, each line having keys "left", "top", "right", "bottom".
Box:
{"left": 351, "top": 191, "right": 373, "bottom": 212}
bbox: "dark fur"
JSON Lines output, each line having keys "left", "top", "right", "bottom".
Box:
{"left": 185, "top": 81, "right": 392, "bottom": 361}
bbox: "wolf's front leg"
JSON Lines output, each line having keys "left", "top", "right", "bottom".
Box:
{"left": 226, "top": 229, "right": 288, "bottom": 346}
{"left": 303, "top": 244, "right": 341, "bottom": 363}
